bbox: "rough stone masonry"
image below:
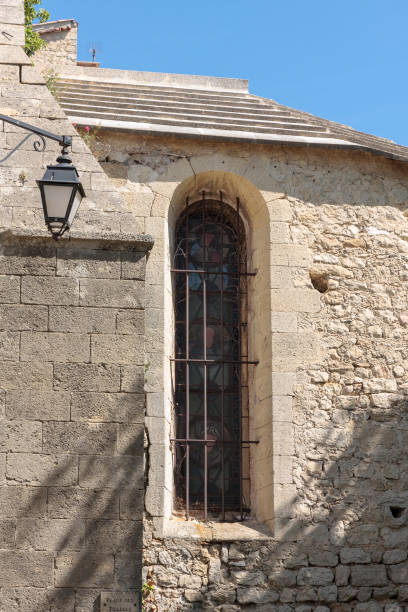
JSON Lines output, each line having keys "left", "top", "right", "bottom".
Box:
{"left": 4, "top": 0, "right": 408, "bottom": 609}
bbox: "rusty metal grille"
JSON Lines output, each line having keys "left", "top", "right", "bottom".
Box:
{"left": 171, "top": 193, "right": 258, "bottom": 522}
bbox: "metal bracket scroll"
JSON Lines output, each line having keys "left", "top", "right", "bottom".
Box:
{"left": 0, "top": 132, "right": 46, "bottom": 164}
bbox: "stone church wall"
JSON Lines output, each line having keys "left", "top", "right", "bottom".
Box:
{"left": 95, "top": 130, "right": 408, "bottom": 610}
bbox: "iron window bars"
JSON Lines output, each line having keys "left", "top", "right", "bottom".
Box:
{"left": 171, "top": 192, "right": 258, "bottom": 522}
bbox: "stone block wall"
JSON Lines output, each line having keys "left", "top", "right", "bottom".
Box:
{"left": 0, "top": 232, "right": 150, "bottom": 611}
{"left": 90, "top": 130, "right": 408, "bottom": 610}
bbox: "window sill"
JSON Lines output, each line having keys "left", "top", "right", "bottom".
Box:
{"left": 153, "top": 517, "right": 272, "bottom": 541}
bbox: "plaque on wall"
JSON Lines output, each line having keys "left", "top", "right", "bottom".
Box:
{"left": 100, "top": 592, "right": 140, "bottom": 611}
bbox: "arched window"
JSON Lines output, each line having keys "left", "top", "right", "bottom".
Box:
{"left": 172, "top": 194, "right": 254, "bottom": 521}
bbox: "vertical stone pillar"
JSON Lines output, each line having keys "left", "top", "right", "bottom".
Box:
{"left": 0, "top": 231, "right": 152, "bottom": 611}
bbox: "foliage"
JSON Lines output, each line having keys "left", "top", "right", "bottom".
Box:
{"left": 142, "top": 579, "right": 155, "bottom": 611}
{"left": 24, "top": 0, "right": 50, "bottom": 56}
{"left": 43, "top": 68, "right": 59, "bottom": 96}
{"left": 72, "top": 123, "right": 101, "bottom": 148}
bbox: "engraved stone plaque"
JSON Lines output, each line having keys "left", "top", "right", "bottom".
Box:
{"left": 100, "top": 592, "right": 139, "bottom": 612}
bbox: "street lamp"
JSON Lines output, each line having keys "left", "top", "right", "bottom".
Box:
{"left": 0, "top": 113, "right": 85, "bottom": 239}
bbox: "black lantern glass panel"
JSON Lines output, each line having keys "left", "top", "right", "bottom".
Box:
{"left": 37, "top": 161, "right": 85, "bottom": 238}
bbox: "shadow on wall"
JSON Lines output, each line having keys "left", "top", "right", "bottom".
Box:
{"left": 0, "top": 241, "right": 146, "bottom": 612}
{"left": 143, "top": 394, "right": 408, "bottom": 611}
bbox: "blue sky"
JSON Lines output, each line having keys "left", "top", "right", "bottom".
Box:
{"left": 45, "top": 0, "right": 408, "bottom": 146}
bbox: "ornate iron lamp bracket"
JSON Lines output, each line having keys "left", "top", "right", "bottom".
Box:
{"left": 0, "top": 113, "right": 72, "bottom": 163}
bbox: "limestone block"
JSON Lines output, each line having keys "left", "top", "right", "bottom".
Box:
{"left": 49, "top": 305, "right": 116, "bottom": 334}
{"left": 272, "top": 421, "right": 294, "bottom": 455}
{"left": 350, "top": 565, "right": 387, "bottom": 587}
{"left": 55, "top": 552, "right": 114, "bottom": 588}
{"left": 0, "top": 5, "right": 24, "bottom": 25}
{"left": 115, "top": 551, "right": 142, "bottom": 589}
{"left": 146, "top": 392, "right": 164, "bottom": 418}
{"left": 271, "top": 289, "right": 320, "bottom": 313}
{"left": 0, "top": 420, "right": 41, "bottom": 452}
{"left": 232, "top": 570, "right": 266, "bottom": 586}
{"left": 7, "top": 453, "right": 78, "bottom": 486}
{"left": 80, "top": 278, "right": 144, "bottom": 308}
{"left": 0, "top": 587, "right": 75, "bottom": 612}
{"left": 0, "top": 246, "right": 55, "bottom": 275}
{"left": 121, "top": 364, "right": 145, "bottom": 392}
{"left": 318, "top": 585, "right": 337, "bottom": 603}
{"left": 297, "top": 567, "right": 334, "bottom": 586}
{"left": 122, "top": 251, "right": 146, "bottom": 280}
{"left": 16, "top": 519, "right": 85, "bottom": 551}
{"left": 388, "top": 560, "right": 408, "bottom": 584}
{"left": 79, "top": 455, "right": 143, "bottom": 489}
{"left": 269, "top": 517, "right": 303, "bottom": 541}
{"left": 268, "top": 198, "right": 293, "bottom": 222}
{"left": 270, "top": 244, "right": 309, "bottom": 267}
{"left": 272, "top": 396, "right": 293, "bottom": 422}
{"left": 272, "top": 312, "right": 298, "bottom": 333}
{"left": 336, "top": 565, "right": 351, "bottom": 586}
{"left": 117, "top": 423, "right": 144, "bottom": 455}
{"left": 116, "top": 309, "right": 144, "bottom": 335}
{"left": 0, "top": 65, "right": 19, "bottom": 80}
{"left": 6, "top": 389, "right": 70, "bottom": 421}
{"left": 255, "top": 482, "right": 274, "bottom": 522}
{"left": 54, "top": 363, "right": 120, "bottom": 392}
{"left": 145, "top": 484, "right": 171, "bottom": 518}
{"left": 145, "top": 416, "right": 170, "bottom": 445}
{"left": 270, "top": 222, "right": 290, "bottom": 243}
{"left": 0, "top": 453, "right": 4, "bottom": 485}
{"left": 179, "top": 574, "right": 202, "bottom": 589}
{"left": 383, "top": 549, "right": 407, "bottom": 564}
{"left": 0, "top": 24, "right": 24, "bottom": 46}
{"left": 272, "top": 372, "right": 296, "bottom": 396}
{"left": 273, "top": 483, "right": 298, "bottom": 518}
{"left": 0, "top": 519, "right": 15, "bottom": 548}
{"left": 57, "top": 249, "right": 121, "bottom": 279}
{"left": 91, "top": 334, "right": 144, "bottom": 365}
{"left": 0, "top": 274, "right": 19, "bottom": 303}
{"left": 0, "top": 550, "right": 53, "bottom": 587}
{"left": 20, "top": 332, "right": 90, "bottom": 362}
{"left": 340, "top": 548, "right": 371, "bottom": 564}
{"left": 85, "top": 519, "right": 142, "bottom": 553}
{"left": 119, "top": 487, "right": 144, "bottom": 520}
{"left": 237, "top": 587, "right": 279, "bottom": 604}
{"left": 43, "top": 422, "right": 117, "bottom": 455}
{"left": 0, "top": 486, "right": 47, "bottom": 518}
{"left": 22, "top": 276, "right": 79, "bottom": 305}
{"left": 309, "top": 551, "right": 338, "bottom": 567}
{"left": 71, "top": 392, "right": 144, "bottom": 423}
{"left": 271, "top": 266, "right": 292, "bottom": 289}
{"left": 272, "top": 333, "right": 320, "bottom": 371}
{"left": 0, "top": 304, "right": 48, "bottom": 331}
{"left": 0, "top": 330, "right": 19, "bottom": 360}
{"left": 48, "top": 487, "right": 118, "bottom": 519}
{"left": 0, "top": 362, "right": 53, "bottom": 390}
{"left": 20, "top": 65, "right": 45, "bottom": 84}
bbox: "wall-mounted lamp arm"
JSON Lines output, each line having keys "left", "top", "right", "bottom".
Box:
{"left": 0, "top": 113, "right": 72, "bottom": 153}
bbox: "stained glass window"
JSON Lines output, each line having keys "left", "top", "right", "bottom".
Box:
{"left": 172, "top": 195, "right": 251, "bottom": 521}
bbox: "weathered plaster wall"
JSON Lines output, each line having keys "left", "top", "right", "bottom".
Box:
{"left": 93, "top": 130, "right": 408, "bottom": 609}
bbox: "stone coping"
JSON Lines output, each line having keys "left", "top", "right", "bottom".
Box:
{"left": 57, "top": 65, "right": 249, "bottom": 93}
{"left": 0, "top": 228, "right": 154, "bottom": 252}
{"left": 155, "top": 518, "right": 272, "bottom": 542}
